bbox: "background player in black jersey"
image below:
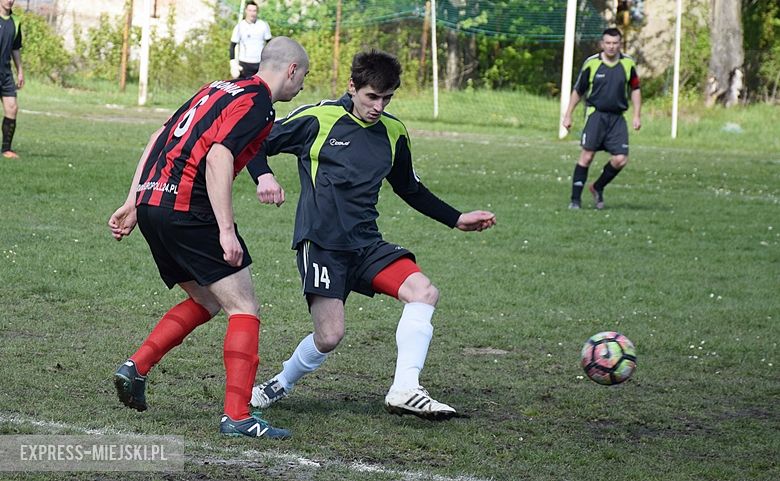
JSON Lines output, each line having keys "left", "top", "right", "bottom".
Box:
{"left": 0, "top": 0, "right": 24, "bottom": 159}
{"left": 246, "top": 50, "right": 496, "bottom": 421}
{"left": 107, "top": 37, "right": 309, "bottom": 439}
{"left": 562, "top": 28, "right": 641, "bottom": 209}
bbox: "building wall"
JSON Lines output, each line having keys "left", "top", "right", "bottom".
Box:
{"left": 26, "top": 0, "right": 220, "bottom": 50}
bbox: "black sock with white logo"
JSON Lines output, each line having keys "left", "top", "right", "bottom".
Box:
{"left": 571, "top": 164, "right": 588, "bottom": 202}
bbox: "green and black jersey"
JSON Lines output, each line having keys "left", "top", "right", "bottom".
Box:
{"left": 574, "top": 53, "right": 640, "bottom": 114}
{"left": 0, "top": 11, "right": 21, "bottom": 74}
{"left": 247, "top": 93, "right": 461, "bottom": 251}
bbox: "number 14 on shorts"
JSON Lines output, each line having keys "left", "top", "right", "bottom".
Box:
{"left": 312, "top": 263, "right": 331, "bottom": 289}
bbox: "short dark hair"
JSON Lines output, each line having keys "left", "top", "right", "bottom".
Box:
{"left": 602, "top": 28, "right": 622, "bottom": 39}
{"left": 245, "top": 1, "right": 257, "bottom": 9}
{"left": 350, "top": 50, "right": 402, "bottom": 92}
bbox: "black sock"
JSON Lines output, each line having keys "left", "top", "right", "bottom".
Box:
{"left": 2, "top": 117, "right": 16, "bottom": 152}
{"left": 593, "top": 163, "right": 621, "bottom": 192}
{"left": 571, "top": 164, "right": 588, "bottom": 201}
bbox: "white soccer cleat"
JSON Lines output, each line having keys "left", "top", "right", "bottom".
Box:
{"left": 384, "top": 386, "right": 459, "bottom": 421}
{"left": 251, "top": 378, "right": 288, "bottom": 409}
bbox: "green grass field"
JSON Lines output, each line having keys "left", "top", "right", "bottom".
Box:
{"left": 0, "top": 82, "right": 778, "bottom": 480}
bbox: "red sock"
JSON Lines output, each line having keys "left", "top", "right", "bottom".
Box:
{"left": 130, "top": 298, "right": 212, "bottom": 375}
{"left": 223, "top": 314, "right": 260, "bottom": 420}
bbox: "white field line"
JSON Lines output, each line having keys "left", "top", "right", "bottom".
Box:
{"left": 20, "top": 108, "right": 170, "bottom": 125}
{"left": 0, "top": 412, "right": 492, "bottom": 481}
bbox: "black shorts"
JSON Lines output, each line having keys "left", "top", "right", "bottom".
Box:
{"left": 239, "top": 61, "right": 260, "bottom": 78}
{"left": 136, "top": 204, "right": 252, "bottom": 289}
{"left": 0, "top": 73, "right": 16, "bottom": 97}
{"left": 296, "top": 240, "right": 414, "bottom": 302}
{"left": 581, "top": 110, "right": 629, "bottom": 155}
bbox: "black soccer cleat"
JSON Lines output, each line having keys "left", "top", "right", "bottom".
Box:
{"left": 114, "top": 360, "right": 148, "bottom": 412}
{"left": 589, "top": 184, "right": 604, "bottom": 210}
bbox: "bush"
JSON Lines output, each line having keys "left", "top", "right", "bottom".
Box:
{"left": 72, "top": 11, "right": 134, "bottom": 83}
{"left": 18, "top": 11, "right": 70, "bottom": 82}
{"left": 743, "top": 0, "right": 780, "bottom": 103}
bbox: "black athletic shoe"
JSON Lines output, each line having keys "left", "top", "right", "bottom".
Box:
{"left": 114, "top": 360, "right": 148, "bottom": 412}
{"left": 589, "top": 184, "right": 604, "bottom": 210}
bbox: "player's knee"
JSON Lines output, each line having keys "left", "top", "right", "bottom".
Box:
{"left": 5, "top": 103, "right": 18, "bottom": 117}
{"left": 411, "top": 282, "right": 439, "bottom": 306}
{"left": 200, "top": 300, "right": 222, "bottom": 317}
{"left": 315, "top": 329, "right": 344, "bottom": 353}
{"left": 612, "top": 155, "right": 628, "bottom": 168}
{"left": 187, "top": 294, "right": 222, "bottom": 317}
{"left": 221, "top": 299, "right": 259, "bottom": 318}
{"left": 578, "top": 152, "right": 595, "bottom": 167}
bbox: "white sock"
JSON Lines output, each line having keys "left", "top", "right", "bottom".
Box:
{"left": 276, "top": 333, "right": 328, "bottom": 391}
{"left": 391, "top": 302, "right": 435, "bottom": 391}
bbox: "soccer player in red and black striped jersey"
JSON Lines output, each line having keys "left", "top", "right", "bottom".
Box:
{"left": 562, "top": 28, "right": 642, "bottom": 210}
{"left": 107, "top": 37, "right": 309, "bottom": 440}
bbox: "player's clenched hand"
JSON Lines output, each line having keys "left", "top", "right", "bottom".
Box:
{"left": 108, "top": 202, "right": 137, "bottom": 241}
{"left": 229, "top": 59, "right": 241, "bottom": 79}
{"left": 256, "top": 173, "right": 285, "bottom": 207}
{"left": 633, "top": 116, "right": 641, "bottom": 131}
{"left": 456, "top": 210, "right": 496, "bottom": 232}
{"left": 562, "top": 114, "right": 573, "bottom": 131}
{"left": 219, "top": 231, "right": 243, "bottom": 267}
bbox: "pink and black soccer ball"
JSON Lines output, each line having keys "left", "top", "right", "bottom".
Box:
{"left": 581, "top": 331, "right": 637, "bottom": 385}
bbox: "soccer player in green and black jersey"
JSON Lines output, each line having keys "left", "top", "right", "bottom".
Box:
{"left": 562, "top": 28, "right": 641, "bottom": 209}
{"left": 0, "top": 0, "right": 24, "bottom": 159}
{"left": 247, "top": 50, "right": 496, "bottom": 420}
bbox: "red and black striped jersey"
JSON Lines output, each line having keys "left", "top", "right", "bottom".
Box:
{"left": 136, "top": 76, "right": 275, "bottom": 214}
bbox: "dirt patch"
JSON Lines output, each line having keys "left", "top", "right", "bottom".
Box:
{"left": 462, "top": 347, "right": 511, "bottom": 356}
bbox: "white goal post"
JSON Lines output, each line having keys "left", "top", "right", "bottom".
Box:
{"left": 558, "top": 0, "right": 578, "bottom": 139}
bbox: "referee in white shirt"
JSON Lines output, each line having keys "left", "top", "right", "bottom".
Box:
{"left": 229, "top": 1, "right": 273, "bottom": 78}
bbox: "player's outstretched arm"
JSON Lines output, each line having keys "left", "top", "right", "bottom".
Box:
{"left": 256, "top": 173, "right": 285, "bottom": 207}
{"left": 455, "top": 210, "right": 496, "bottom": 232}
{"left": 107, "top": 127, "right": 164, "bottom": 241}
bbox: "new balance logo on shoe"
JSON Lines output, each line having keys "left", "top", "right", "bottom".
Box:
{"left": 247, "top": 422, "right": 268, "bottom": 437}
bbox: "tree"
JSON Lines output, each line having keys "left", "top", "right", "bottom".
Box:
{"left": 743, "top": 0, "right": 780, "bottom": 103}
{"left": 706, "top": 0, "right": 744, "bottom": 107}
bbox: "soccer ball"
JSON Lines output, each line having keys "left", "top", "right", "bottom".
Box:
{"left": 581, "top": 331, "right": 637, "bottom": 385}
